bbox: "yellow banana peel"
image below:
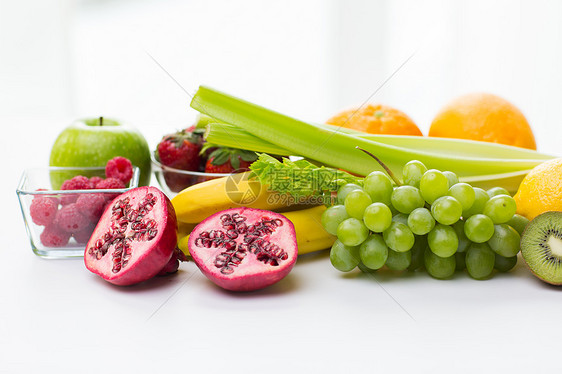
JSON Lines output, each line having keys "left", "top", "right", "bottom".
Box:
{"left": 176, "top": 205, "right": 334, "bottom": 257}
{"left": 171, "top": 172, "right": 287, "bottom": 223}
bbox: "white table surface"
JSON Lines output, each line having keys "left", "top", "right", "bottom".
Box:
{"left": 2, "top": 117, "right": 561, "bottom": 373}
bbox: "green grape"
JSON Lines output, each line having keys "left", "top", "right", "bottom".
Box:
{"left": 483, "top": 195, "right": 517, "bottom": 224}
{"left": 392, "top": 213, "right": 409, "bottom": 225}
{"left": 383, "top": 222, "right": 415, "bottom": 252}
{"left": 428, "top": 224, "right": 458, "bottom": 258}
{"left": 448, "top": 182, "right": 475, "bottom": 212}
{"left": 337, "top": 218, "right": 369, "bottom": 246}
{"left": 464, "top": 214, "right": 495, "bottom": 243}
{"left": 321, "top": 205, "right": 349, "bottom": 235}
{"left": 337, "top": 183, "right": 362, "bottom": 205}
{"left": 363, "top": 171, "right": 393, "bottom": 205}
{"left": 465, "top": 242, "right": 495, "bottom": 280}
{"left": 420, "top": 169, "right": 449, "bottom": 204}
{"left": 452, "top": 220, "right": 470, "bottom": 253}
{"left": 408, "top": 235, "right": 427, "bottom": 271}
{"left": 330, "top": 240, "right": 360, "bottom": 272}
{"left": 507, "top": 214, "right": 530, "bottom": 235}
{"left": 358, "top": 262, "right": 377, "bottom": 274}
{"left": 487, "top": 187, "right": 510, "bottom": 198}
{"left": 359, "top": 234, "right": 388, "bottom": 270}
{"left": 402, "top": 160, "right": 427, "bottom": 188}
{"left": 494, "top": 254, "right": 517, "bottom": 272}
{"left": 431, "top": 196, "right": 463, "bottom": 225}
{"left": 363, "top": 203, "right": 392, "bottom": 232}
{"left": 424, "top": 249, "right": 456, "bottom": 279}
{"left": 407, "top": 207, "right": 435, "bottom": 235}
{"left": 488, "top": 224, "right": 520, "bottom": 257}
{"left": 344, "top": 189, "right": 372, "bottom": 219}
{"left": 455, "top": 252, "right": 466, "bottom": 271}
{"left": 391, "top": 185, "right": 424, "bottom": 214}
{"left": 442, "top": 171, "right": 459, "bottom": 187}
{"left": 462, "top": 187, "right": 489, "bottom": 218}
{"left": 385, "top": 249, "right": 412, "bottom": 271}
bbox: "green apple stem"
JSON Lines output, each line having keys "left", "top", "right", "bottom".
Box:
{"left": 99, "top": 116, "right": 103, "bottom": 126}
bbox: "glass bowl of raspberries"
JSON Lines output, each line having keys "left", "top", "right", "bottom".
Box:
{"left": 16, "top": 157, "right": 140, "bottom": 258}
{"left": 153, "top": 125, "right": 258, "bottom": 196}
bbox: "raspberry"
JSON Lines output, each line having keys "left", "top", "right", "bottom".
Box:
{"left": 96, "top": 177, "right": 126, "bottom": 189}
{"left": 73, "top": 225, "right": 95, "bottom": 244}
{"left": 89, "top": 176, "right": 104, "bottom": 189}
{"left": 61, "top": 175, "right": 91, "bottom": 190}
{"left": 105, "top": 157, "right": 133, "bottom": 185}
{"left": 76, "top": 193, "right": 107, "bottom": 222}
{"left": 55, "top": 203, "right": 89, "bottom": 233}
{"left": 35, "top": 189, "right": 60, "bottom": 205}
{"left": 40, "top": 225, "right": 70, "bottom": 247}
{"left": 30, "top": 196, "right": 58, "bottom": 226}
{"left": 61, "top": 176, "right": 91, "bottom": 205}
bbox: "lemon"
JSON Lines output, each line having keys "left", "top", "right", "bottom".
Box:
{"left": 514, "top": 158, "right": 562, "bottom": 220}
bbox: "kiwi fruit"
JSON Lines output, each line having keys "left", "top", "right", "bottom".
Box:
{"left": 520, "top": 211, "right": 562, "bottom": 285}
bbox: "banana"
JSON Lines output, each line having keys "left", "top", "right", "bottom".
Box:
{"left": 280, "top": 205, "right": 335, "bottom": 255}
{"left": 171, "top": 172, "right": 287, "bottom": 223}
{"left": 176, "top": 205, "right": 334, "bottom": 256}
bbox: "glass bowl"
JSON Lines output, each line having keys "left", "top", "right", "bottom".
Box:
{"left": 16, "top": 166, "right": 140, "bottom": 258}
{"left": 151, "top": 155, "right": 230, "bottom": 197}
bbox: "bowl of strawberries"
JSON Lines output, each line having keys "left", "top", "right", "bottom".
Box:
{"left": 152, "top": 125, "right": 258, "bottom": 196}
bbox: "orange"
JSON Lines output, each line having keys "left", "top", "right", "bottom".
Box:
{"left": 326, "top": 104, "right": 422, "bottom": 136}
{"left": 429, "top": 93, "right": 536, "bottom": 150}
{"left": 514, "top": 158, "right": 562, "bottom": 220}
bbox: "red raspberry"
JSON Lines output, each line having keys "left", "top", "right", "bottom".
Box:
{"left": 105, "top": 157, "right": 133, "bottom": 185}
{"left": 40, "top": 225, "right": 71, "bottom": 247}
{"left": 61, "top": 175, "right": 91, "bottom": 190}
{"left": 30, "top": 196, "right": 58, "bottom": 226}
{"left": 75, "top": 193, "right": 107, "bottom": 222}
{"left": 55, "top": 203, "right": 89, "bottom": 233}
{"left": 61, "top": 176, "right": 92, "bottom": 205}
{"left": 73, "top": 224, "right": 95, "bottom": 244}
{"left": 35, "top": 189, "right": 60, "bottom": 205}
{"left": 95, "top": 177, "right": 125, "bottom": 189}
{"left": 89, "top": 176, "right": 104, "bottom": 189}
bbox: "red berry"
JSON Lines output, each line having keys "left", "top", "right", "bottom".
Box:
{"left": 55, "top": 203, "right": 89, "bottom": 233}
{"left": 73, "top": 224, "right": 95, "bottom": 244}
{"left": 61, "top": 176, "right": 91, "bottom": 190}
{"left": 105, "top": 157, "right": 133, "bottom": 184}
{"left": 95, "top": 177, "right": 126, "bottom": 189}
{"left": 204, "top": 147, "right": 258, "bottom": 174}
{"left": 156, "top": 130, "right": 201, "bottom": 171}
{"left": 61, "top": 176, "right": 92, "bottom": 205}
{"left": 76, "top": 193, "right": 107, "bottom": 222}
{"left": 40, "top": 225, "right": 71, "bottom": 247}
{"left": 89, "top": 177, "right": 104, "bottom": 188}
{"left": 30, "top": 196, "right": 58, "bottom": 226}
{"left": 35, "top": 190, "right": 60, "bottom": 205}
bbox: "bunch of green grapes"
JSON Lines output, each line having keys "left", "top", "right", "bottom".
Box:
{"left": 321, "top": 160, "right": 529, "bottom": 280}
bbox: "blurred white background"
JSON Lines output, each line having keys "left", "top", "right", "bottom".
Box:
{"left": 1, "top": 0, "right": 561, "bottom": 155}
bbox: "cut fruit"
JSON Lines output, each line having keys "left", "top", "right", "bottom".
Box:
{"left": 520, "top": 211, "right": 562, "bottom": 285}
{"left": 188, "top": 208, "right": 297, "bottom": 291}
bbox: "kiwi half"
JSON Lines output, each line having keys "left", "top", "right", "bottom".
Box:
{"left": 521, "top": 211, "right": 562, "bottom": 285}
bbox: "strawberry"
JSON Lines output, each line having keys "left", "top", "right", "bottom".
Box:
{"left": 156, "top": 128, "right": 204, "bottom": 171}
{"left": 204, "top": 147, "right": 258, "bottom": 174}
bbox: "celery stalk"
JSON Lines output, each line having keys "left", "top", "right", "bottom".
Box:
{"left": 191, "top": 86, "right": 550, "bottom": 178}
{"left": 206, "top": 122, "right": 554, "bottom": 161}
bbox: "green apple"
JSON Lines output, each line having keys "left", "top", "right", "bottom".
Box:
{"left": 49, "top": 117, "right": 152, "bottom": 187}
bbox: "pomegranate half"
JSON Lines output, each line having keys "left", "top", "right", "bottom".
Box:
{"left": 84, "top": 186, "right": 177, "bottom": 286}
{"left": 188, "top": 208, "right": 298, "bottom": 291}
